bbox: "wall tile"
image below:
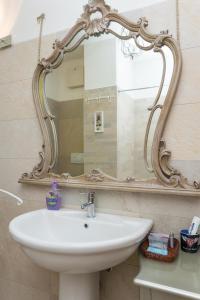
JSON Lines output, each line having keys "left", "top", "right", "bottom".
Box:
{"left": 0, "top": 119, "right": 42, "bottom": 159}
{"left": 138, "top": 193, "right": 200, "bottom": 219}
{"left": 171, "top": 159, "right": 200, "bottom": 183}
{"left": 142, "top": 0, "right": 177, "bottom": 38}
{"left": 0, "top": 158, "right": 47, "bottom": 197}
{"left": 0, "top": 79, "right": 36, "bottom": 120}
{"left": 0, "top": 277, "right": 51, "bottom": 300}
{"left": 100, "top": 263, "right": 139, "bottom": 300}
{"left": 179, "top": 0, "right": 200, "bottom": 49}
{"left": 174, "top": 47, "right": 200, "bottom": 105}
{"left": 0, "top": 1, "right": 199, "bottom": 300}
{"left": 0, "top": 40, "right": 38, "bottom": 84}
{"left": 0, "top": 247, "right": 52, "bottom": 293}
{"left": 125, "top": 0, "right": 177, "bottom": 38}
{"left": 163, "top": 102, "right": 200, "bottom": 160}
{"left": 142, "top": 213, "right": 191, "bottom": 236}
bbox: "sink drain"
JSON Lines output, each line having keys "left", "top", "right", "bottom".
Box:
{"left": 84, "top": 223, "right": 89, "bottom": 229}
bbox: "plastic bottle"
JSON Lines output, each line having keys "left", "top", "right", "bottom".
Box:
{"left": 46, "top": 181, "right": 62, "bottom": 210}
{"left": 188, "top": 216, "right": 200, "bottom": 235}
{"left": 169, "top": 232, "right": 174, "bottom": 248}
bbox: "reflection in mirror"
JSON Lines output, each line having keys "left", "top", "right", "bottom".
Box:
{"left": 45, "top": 23, "right": 174, "bottom": 181}
{"left": 46, "top": 47, "right": 85, "bottom": 176}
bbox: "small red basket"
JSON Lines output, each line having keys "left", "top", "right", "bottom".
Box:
{"left": 140, "top": 238, "right": 179, "bottom": 263}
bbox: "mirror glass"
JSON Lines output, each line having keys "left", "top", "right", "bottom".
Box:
{"left": 45, "top": 21, "right": 174, "bottom": 180}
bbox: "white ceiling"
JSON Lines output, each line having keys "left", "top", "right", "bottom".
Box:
{"left": 0, "top": 0, "right": 165, "bottom": 44}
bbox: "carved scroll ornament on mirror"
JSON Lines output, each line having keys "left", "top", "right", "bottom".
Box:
{"left": 20, "top": 0, "right": 200, "bottom": 194}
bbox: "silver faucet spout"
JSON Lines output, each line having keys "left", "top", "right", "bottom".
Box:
{"left": 81, "top": 192, "right": 96, "bottom": 218}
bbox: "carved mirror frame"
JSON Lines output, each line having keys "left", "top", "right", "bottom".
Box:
{"left": 20, "top": 0, "right": 200, "bottom": 196}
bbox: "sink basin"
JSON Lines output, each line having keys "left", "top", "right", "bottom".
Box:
{"left": 9, "top": 209, "right": 153, "bottom": 300}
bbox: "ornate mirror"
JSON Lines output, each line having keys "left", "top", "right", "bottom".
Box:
{"left": 20, "top": 0, "right": 199, "bottom": 194}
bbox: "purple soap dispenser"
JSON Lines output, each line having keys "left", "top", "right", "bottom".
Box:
{"left": 46, "top": 181, "right": 62, "bottom": 210}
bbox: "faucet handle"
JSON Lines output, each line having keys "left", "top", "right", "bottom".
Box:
{"left": 80, "top": 191, "right": 95, "bottom": 203}
{"left": 88, "top": 191, "right": 95, "bottom": 203}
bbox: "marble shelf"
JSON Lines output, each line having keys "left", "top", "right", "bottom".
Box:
{"left": 134, "top": 251, "right": 200, "bottom": 299}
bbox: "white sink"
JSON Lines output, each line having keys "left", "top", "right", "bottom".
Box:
{"left": 9, "top": 209, "right": 153, "bottom": 300}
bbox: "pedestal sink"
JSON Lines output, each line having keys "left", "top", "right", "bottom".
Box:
{"left": 9, "top": 209, "right": 153, "bottom": 300}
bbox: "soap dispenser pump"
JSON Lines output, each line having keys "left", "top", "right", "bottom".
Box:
{"left": 46, "top": 181, "right": 62, "bottom": 210}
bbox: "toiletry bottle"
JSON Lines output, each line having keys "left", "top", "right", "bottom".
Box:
{"left": 169, "top": 232, "right": 175, "bottom": 248}
{"left": 46, "top": 181, "right": 62, "bottom": 210}
{"left": 189, "top": 216, "right": 200, "bottom": 235}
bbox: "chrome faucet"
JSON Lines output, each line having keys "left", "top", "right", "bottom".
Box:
{"left": 81, "top": 192, "right": 96, "bottom": 218}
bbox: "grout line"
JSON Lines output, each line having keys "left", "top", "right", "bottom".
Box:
{"left": 173, "top": 101, "right": 200, "bottom": 107}
{"left": 181, "top": 44, "right": 200, "bottom": 51}
{"left": 0, "top": 77, "right": 33, "bottom": 86}
{"left": 0, "top": 157, "right": 38, "bottom": 160}
{"left": 0, "top": 117, "right": 37, "bottom": 122}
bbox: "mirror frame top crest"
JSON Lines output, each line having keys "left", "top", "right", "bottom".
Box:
{"left": 20, "top": 0, "right": 200, "bottom": 196}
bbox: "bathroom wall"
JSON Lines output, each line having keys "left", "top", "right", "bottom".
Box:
{"left": 57, "top": 99, "right": 84, "bottom": 176}
{"left": 46, "top": 47, "right": 85, "bottom": 176}
{"left": 117, "top": 92, "right": 135, "bottom": 179}
{"left": 163, "top": 0, "right": 200, "bottom": 184}
{"left": 0, "top": 0, "right": 165, "bottom": 43}
{"left": 133, "top": 97, "right": 157, "bottom": 179}
{"left": 84, "top": 38, "right": 117, "bottom": 90}
{"left": 48, "top": 98, "right": 85, "bottom": 176}
{"left": 0, "top": 1, "right": 200, "bottom": 300}
{"left": 46, "top": 48, "right": 84, "bottom": 102}
{"left": 84, "top": 86, "right": 118, "bottom": 176}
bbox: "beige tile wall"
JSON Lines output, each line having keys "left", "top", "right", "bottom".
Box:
{"left": 164, "top": 0, "right": 200, "bottom": 183}
{"left": 0, "top": 34, "right": 59, "bottom": 300}
{"left": 84, "top": 86, "right": 118, "bottom": 177}
{"left": 117, "top": 92, "right": 136, "bottom": 179}
{"left": 47, "top": 98, "right": 84, "bottom": 176}
{"left": 0, "top": 1, "right": 199, "bottom": 300}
